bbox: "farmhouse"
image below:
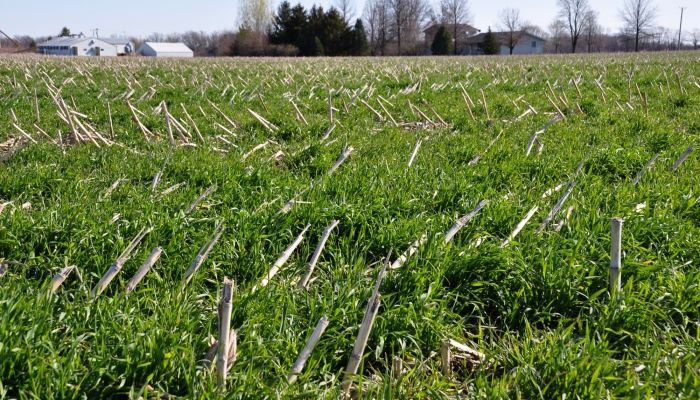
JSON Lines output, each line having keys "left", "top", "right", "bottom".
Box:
{"left": 496, "top": 31, "right": 546, "bottom": 55}
{"left": 462, "top": 31, "right": 546, "bottom": 55}
{"left": 425, "top": 26, "right": 546, "bottom": 55}
{"left": 136, "top": 42, "right": 193, "bottom": 58}
{"left": 37, "top": 35, "right": 118, "bottom": 56}
{"left": 424, "top": 24, "right": 482, "bottom": 55}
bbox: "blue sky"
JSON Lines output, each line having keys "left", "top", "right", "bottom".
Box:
{"left": 1, "top": 0, "right": 697, "bottom": 39}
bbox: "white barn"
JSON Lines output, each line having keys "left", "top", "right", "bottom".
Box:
{"left": 137, "top": 42, "right": 193, "bottom": 58}
{"left": 37, "top": 36, "right": 118, "bottom": 57}
{"left": 499, "top": 32, "right": 546, "bottom": 55}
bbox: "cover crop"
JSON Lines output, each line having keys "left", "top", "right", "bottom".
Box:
{"left": 1, "top": 53, "right": 699, "bottom": 398}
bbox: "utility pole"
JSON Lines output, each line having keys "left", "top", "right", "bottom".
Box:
{"left": 96, "top": 28, "right": 98, "bottom": 38}
{"left": 678, "top": 7, "right": 686, "bottom": 51}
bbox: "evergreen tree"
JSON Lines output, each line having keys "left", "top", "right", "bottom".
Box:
{"left": 59, "top": 27, "right": 71, "bottom": 37}
{"left": 269, "top": 2, "right": 354, "bottom": 57}
{"left": 482, "top": 28, "right": 501, "bottom": 55}
{"left": 430, "top": 25, "right": 453, "bottom": 55}
{"left": 350, "top": 19, "right": 370, "bottom": 56}
{"left": 295, "top": 34, "right": 324, "bottom": 56}
{"left": 302, "top": 6, "right": 350, "bottom": 56}
{"left": 321, "top": 8, "right": 351, "bottom": 55}
{"left": 270, "top": 2, "right": 307, "bottom": 46}
{"left": 289, "top": 4, "right": 308, "bottom": 44}
{"left": 312, "top": 36, "right": 325, "bottom": 56}
{"left": 270, "top": 1, "right": 293, "bottom": 44}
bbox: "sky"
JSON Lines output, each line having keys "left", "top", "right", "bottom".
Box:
{"left": 1, "top": 0, "right": 697, "bottom": 39}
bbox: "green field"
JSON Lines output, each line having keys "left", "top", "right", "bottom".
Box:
{"left": 1, "top": 53, "right": 700, "bottom": 399}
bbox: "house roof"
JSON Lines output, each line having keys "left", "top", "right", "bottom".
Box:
{"left": 462, "top": 31, "right": 547, "bottom": 45}
{"left": 514, "top": 31, "right": 548, "bottom": 42}
{"left": 139, "top": 42, "right": 193, "bottom": 53}
{"left": 461, "top": 32, "right": 487, "bottom": 45}
{"left": 423, "top": 23, "right": 481, "bottom": 36}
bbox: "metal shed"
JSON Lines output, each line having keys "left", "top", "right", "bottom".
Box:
{"left": 136, "top": 42, "right": 193, "bottom": 58}
{"left": 101, "top": 38, "right": 134, "bottom": 55}
{"left": 37, "top": 36, "right": 118, "bottom": 57}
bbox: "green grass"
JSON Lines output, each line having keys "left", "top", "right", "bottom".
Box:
{"left": 1, "top": 52, "right": 700, "bottom": 399}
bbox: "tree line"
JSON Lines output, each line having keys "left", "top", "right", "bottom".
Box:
{"left": 203, "top": 0, "right": 700, "bottom": 55}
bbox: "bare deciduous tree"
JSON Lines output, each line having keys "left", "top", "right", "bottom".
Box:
{"left": 386, "top": 0, "right": 428, "bottom": 55}
{"left": 13, "top": 35, "right": 35, "bottom": 48}
{"left": 403, "top": 0, "right": 429, "bottom": 54}
{"left": 363, "top": 0, "right": 392, "bottom": 55}
{"left": 145, "top": 32, "right": 165, "bottom": 42}
{"left": 333, "top": 0, "right": 356, "bottom": 22}
{"left": 164, "top": 32, "right": 182, "bottom": 43}
{"left": 440, "top": 0, "right": 471, "bottom": 55}
{"left": 557, "top": 0, "right": 590, "bottom": 53}
{"left": 548, "top": 19, "right": 567, "bottom": 54}
{"left": 350, "top": 0, "right": 432, "bottom": 56}
{"left": 236, "top": 0, "right": 273, "bottom": 55}
{"left": 690, "top": 29, "right": 700, "bottom": 50}
{"left": 497, "top": 8, "right": 524, "bottom": 55}
{"left": 238, "top": 0, "right": 273, "bottom": 35}
{"left": 582, "top": 10, "right": 601, "bottom": 52}
{"left": 618, "top": 0, "right": 658, "bottom": 52}
{"left": 386, "top": 0, "right": 408, "bottom": 54}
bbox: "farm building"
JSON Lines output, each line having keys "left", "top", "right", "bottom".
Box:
{"left": 101, "top": 38, "right": 135, "bottom": 55}
{"left": 37, "top": 35, "right": 118, "bottom": 57}
{"left": 136, "top": 42, "right": 193, "bottom": 58}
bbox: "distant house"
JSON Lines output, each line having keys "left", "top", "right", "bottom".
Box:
{"left": 101, "top": 38, "right": 134, "bottom": 55}
{"left": 136, "top": 42, "right": 193, "bottom": 58}
{"left": 496, "top": 31, "right": 546, "bottom": 55}
{"left": 424, "top": 23, "right": 482, "bottom": 55}
{"left": 37, "top": 35, "right": 118, "bottom": 56}
{"left": 458, "top": 31, "right": 546, "bottom": 55}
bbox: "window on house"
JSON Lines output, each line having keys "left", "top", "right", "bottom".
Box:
{"left": 532, "top": 41, "right": 537, "bottom": 48}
